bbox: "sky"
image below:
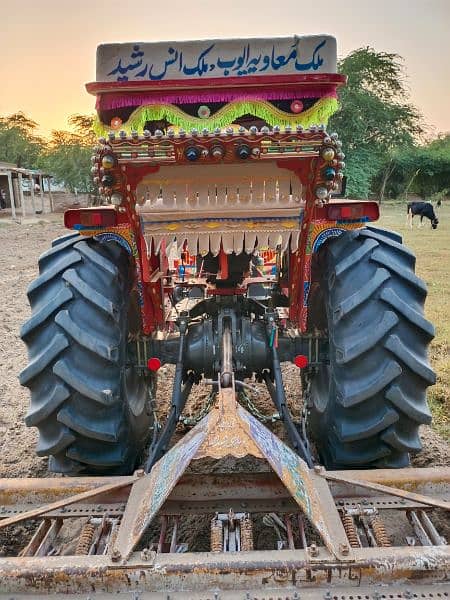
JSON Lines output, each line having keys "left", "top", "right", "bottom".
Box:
{"left": 2, "top": 0, "right": 449, "bottom": 137}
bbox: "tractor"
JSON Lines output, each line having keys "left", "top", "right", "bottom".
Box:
{"left": 1, "top": 35, "right": 448, "bottom": 597}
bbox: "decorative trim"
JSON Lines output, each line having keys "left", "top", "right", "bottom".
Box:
{"left": 97, "top": 87, "right": 336, "bottom": 111}
{"left": 94, "top": 96, "right": 339, "bottom": 135}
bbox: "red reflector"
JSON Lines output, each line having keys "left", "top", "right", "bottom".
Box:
{"left": 64, "top": 208, "right": 118, "bottom": 229}
{"left": 147, "top": 357, "right": 161, "bottom": 371}
{"left": 294, "top": 355, "right": 309, "bottom": 369}
{"left": 340, "top": 206, "right": 352, "bottom": 218}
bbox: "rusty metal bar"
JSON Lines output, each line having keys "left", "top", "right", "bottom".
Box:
{"left": 0, "top": 477, "right": 136, "bottom": 530}
{"left": 323, "top": 470, "right": 450, "bottom": 510}
{"left": 407, "top": 510, "right": 432, "bottom": 546}
{"left": 417, "top": 510, "right": 447, "bottom": 545}
{"left": 20, "top": 518, "right": 52, "bottom": 557}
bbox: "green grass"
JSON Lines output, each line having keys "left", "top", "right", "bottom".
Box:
{"left": 377, "top": 202, "right": 450, "bottom": 439}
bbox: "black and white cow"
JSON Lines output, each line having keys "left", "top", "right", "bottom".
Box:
{"left": 407, "top": 202, "right": 439, "bottom": 229}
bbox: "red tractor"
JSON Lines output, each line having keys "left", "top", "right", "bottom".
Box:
{"left": 20, "top": 34, "right": 434, "bottom": 477}
{"left": 4, "top": 35, "right": 448, "bottom": 597}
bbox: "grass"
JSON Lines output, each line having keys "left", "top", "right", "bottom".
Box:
{"left": 377, "top": 202, "right": 450, "bottom": 439}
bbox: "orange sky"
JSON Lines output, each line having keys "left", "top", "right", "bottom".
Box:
{"left": 2, "top": 0, "right": 449, "bottom": 137}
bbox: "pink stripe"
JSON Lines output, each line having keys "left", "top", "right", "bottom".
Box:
{"left": 97, "top": 87, "right": 337, "bottom": 111}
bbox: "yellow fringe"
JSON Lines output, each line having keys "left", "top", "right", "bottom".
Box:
{"left": 93, "top": 97, "right": 339, "bottom": 136}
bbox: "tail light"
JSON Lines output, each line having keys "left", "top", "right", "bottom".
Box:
{"left": 64, "top": 208, "right": 118, "bottom": 229}
{"left": 327, "top": 202, "right": 379, "bottom": 221}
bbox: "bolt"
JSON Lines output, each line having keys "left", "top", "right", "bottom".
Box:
{"left": 324, "top": 591, "right": 332, "bottom": 600}
{"left": 308, "top": 543, "right": 319, "bottom": 557}
{"left": 111, "top": 549, "right": 121, "bottom": 562}
{"left": 134, "top": 469, "right": 145, "bottom": 478}
{"left": 313, "top": 465, "right": 325, "bottom": 474}
{"left": 339, "top": 543, "right": 350, "bottom": 555}
{"left": 404, "top": 591, "right": 413, "bottom": 599}
{"left": 140, "top": 547, "right": 153, "bottom": 561}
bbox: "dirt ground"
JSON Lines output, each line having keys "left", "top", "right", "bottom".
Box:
{"left": 0, "top": 215, "right": 448, "bottom": 555}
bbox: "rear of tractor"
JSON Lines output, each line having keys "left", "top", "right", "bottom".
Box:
{"left": 2, "top": 35, "right": 448, "bottom": 597}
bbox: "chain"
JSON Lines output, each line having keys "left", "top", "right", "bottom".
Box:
{"left": 238, "top": 389, "right": 280, "bottom": 423}
{"left": 181, "top": 390, "right": 217, "bottom": 426}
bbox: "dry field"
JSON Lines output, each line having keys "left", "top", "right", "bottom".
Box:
{"left": 0, "top": 203, "right": 448, "bottom": 483}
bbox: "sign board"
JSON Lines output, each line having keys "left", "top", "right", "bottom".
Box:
{"left": 96, "top": 35, "right": 337, "bottom": 83}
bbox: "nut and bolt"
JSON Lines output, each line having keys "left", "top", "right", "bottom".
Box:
{"left": 339, "top": 543, "right": 350, "bottom": 555}
{"left": 308, "top": 543, "right": 319, "bottom": 557}
{"left": 111, "top": 549, "right": 121, "bottom": 562}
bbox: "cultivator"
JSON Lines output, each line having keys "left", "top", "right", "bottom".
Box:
{"left": 0, "top": 410, "right": 449, "bottom": 596}
{"left": 6, "top": 34, "right": 449, "bottom": 596}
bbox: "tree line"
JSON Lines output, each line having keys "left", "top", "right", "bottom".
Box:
{"left": 0, "top": 47, "right": 449, "bottom": 200}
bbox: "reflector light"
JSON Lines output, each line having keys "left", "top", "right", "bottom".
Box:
{"left": 64, "top": 208, "right": 118, "bottom": 229}
{"left": 326, "top": 202, "right": 379, "bottom": 221}
{"left": 294, "top": 355, "right": 309, "bottom": 369}
{"left": 147, "top": 357, "right": 161, "bottom": 371}
{"left": 185, "top": 146, "right": 200, "bottom": 161}
{"left": 101, "top": 154, "right": 115, "bottom": 169}
{"left": 236, "top": 144, "right": 251, "bottom": 159}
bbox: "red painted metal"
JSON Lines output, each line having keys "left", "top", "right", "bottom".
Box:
{"left": 86, "top": 73, "right": 347, "bottom": 95}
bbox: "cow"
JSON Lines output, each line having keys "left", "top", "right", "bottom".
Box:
{"left": 407, "top": 202, "right": 439, "bottom": 229}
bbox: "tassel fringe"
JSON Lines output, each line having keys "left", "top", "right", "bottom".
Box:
{"left": 93, "top": 97, "right": 339, "bottom": 136}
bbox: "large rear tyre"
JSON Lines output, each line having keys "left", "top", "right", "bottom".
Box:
{"left": 20, "top": 233, "right": 153, "bottom": 475}
{"left": 307, "top": 227, "right": 435, "bottom": 469}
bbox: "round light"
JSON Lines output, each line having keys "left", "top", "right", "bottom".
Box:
{"left": 261, "top": 126, "right": 270, "bottom": 135}
{"left": 198, "top": 105, "right": 211, "bottom": 119}
{"left": 147, "top": 357, "right": 161, "bottom": 371}
{"left": 272, "top": 125, "right": 280, "bottom": 133}
{"left": 202, "top": 128, "right": 209, "bottom": 136}
{"left": 294, "top": 354, "right": 309, "bottom": 368}
{"left": 179, "top": 129, "right": 186, "bottom": 137}
{"left": 238, "top": 126, "right": 246, "bottom": 134}
{"left": 110, "top": 117, "right": 122, "bottom": 130}
{"left": 210, "top": 144, "right": 225, "bottom": 159}
{"left": 236, "top": 144, "right": 251, "bottom": 159}
{"left": 110, "top": 192, "right": 123, "bottom": 205}
{"left": 285, "top": 125, "right": 292, "bottom": 133}
{"left": 315, "top": 186, "right": 329, "bottom": 200}
{"left": 167, "top": 129, "right": 175, "bottom": 137}
{"left": 101, "top": 174, "right": 115, "bottom": 187}
{"left": 338, "top": 161, "right": 346, "bottom": 169}
{"left": 185, "top": 146, "right": 200, "bottom": 161}
{"left": 309, "top": 125, "right": 318, "bottom": 133}
{"left": 330, "top": 132, "right": 339, "bottom": 140}
{"left": 252, "top": 147, "right": 260, "bottom": 156}
{"left": 98, "top": 137, "right": 106, "bottom": 145}
{"left": 296, "top": 124, "right": 303, "bottom": 132}
{"left": 290, "top": 100, "right": 304, "bottom": 113}
{"left": 321, "top": 147, "right": 335, "bottom": 162}
{"left": 226, "top": 127, "right": 234, "bottom": 135}
{"left": 131, "top": 130, "right": 138, "bottom": 139}
{"left": 249, "top": 126, "right": 258, "bottom": 135}
{"left": 143, "top": 129, "right": 151, "bottom": 138}
{"left": 108, "top": 132, "right": 116, "bottom": 141}
{"left": 119, "top": 130, "right": 127, "bottom": 139}
{"left": 101, "top": 154, "right": 115, "bottom": 169}
{"left": 155, "top": 130, "right": 163, "bottom": 137}
{"left": 190, "top": 128, "right": 198, "bottom": 136}
{"left": 323, "top": 167, "right": 336, "bottom": 181}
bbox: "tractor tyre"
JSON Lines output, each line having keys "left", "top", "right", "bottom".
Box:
{"left": 20, "top": 233, "right": 153, "bottom": 475}
{"left": 307, "top": 226, "right": 435, "bottom": 469}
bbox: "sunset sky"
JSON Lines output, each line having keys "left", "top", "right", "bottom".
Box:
{"left": 2, "top": 0, "right": 449, "bottom": 137}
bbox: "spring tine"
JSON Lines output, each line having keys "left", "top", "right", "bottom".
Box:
{"left": 240, "top": 514, "right": 254, "bottom": 551}
{"left": 75, "top": 521, "right": 96, "bottom": 555}
{"left": 369, "top": 514, "right": 391, "bottom": 547}
{"left": 341, "top": 513, "right": 361, "bottom": 548}
{"left": 211, "top": 516, "right": 223, "bottom": 552}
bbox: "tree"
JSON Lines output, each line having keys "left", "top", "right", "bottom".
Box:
{"left": 329, "top": 48, "right": 423, "bottom": 198}
{"left": 41, "top": 114, "right": 97, "bottom": 194}
{"left": 0, "top": 112, "right": 44, "bottom": 168}
{"left": 382, "top": 134, "right": 450, "bottom": 199}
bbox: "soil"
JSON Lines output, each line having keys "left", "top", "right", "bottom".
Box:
{"left": 0, "top": 217, "right": 448, "bottom": 554}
